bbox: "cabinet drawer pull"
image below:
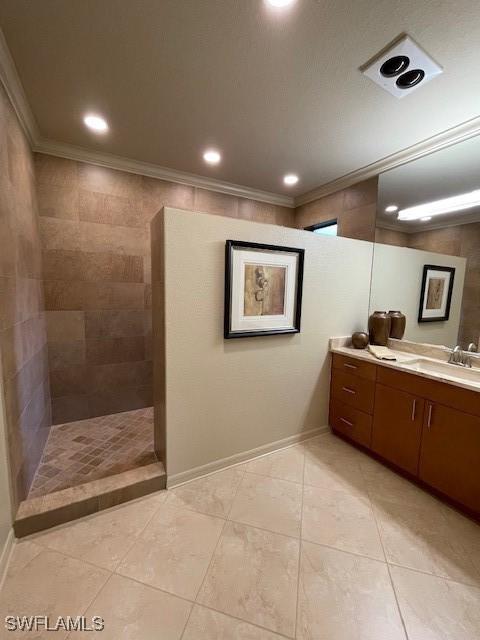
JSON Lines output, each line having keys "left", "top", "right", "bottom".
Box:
{"left": 427, "top": 403, "right": 434, "bottom": 429}
{"left": 344, "top": 363, "right": 357, "bottom": 370}
{"left": 411, "top": 399, "right": 417, "bottom": 422}
{"left": 342, "top": 387, "right": 356, "bottom": 394}
{"left": 340, "top": 417, "right": 354, "bottom": 427}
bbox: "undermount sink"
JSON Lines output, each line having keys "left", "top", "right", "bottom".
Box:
{"left": 403, "top": 358, "right": 480, "bottom": 385}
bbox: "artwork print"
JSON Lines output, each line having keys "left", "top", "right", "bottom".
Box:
{"left": 224, "top": 241, "right": 304, "bottom": 339}
{"left": 418, "top": 265, "right": 455, "bottom": 323}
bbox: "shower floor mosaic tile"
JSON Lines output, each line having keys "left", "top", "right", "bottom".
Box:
{"left": 28, "top": 407, "right": 156, "bottom": 498}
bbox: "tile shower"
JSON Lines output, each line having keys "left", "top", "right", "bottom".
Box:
{"left": 1, "top": 117, "right": 296, "bottom": 519}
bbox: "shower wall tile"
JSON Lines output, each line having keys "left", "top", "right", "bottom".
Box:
{"left": 35, "top": 153, "right": 296, "bottom": 423}
{"left": 0, "top": 85, "right": 51, "bottom": 508}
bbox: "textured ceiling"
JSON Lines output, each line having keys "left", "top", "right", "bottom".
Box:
{"left": 1, "top": 0, "right": 479, "bottom": 196}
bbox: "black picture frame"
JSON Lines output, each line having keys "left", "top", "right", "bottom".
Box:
{"left": 418, "top": 264, "right": 455, "bottom": 323}
{"left": 224, "top": 240, "right": 304, "bottom": 339}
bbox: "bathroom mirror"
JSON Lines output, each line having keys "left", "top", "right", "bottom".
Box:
{"left": 370, "top": 134, "right": 480, "bottom": 350}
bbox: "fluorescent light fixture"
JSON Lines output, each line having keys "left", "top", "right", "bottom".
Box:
{"left": 83, "top": 114, "right": 108, "bottom": 133}
{"left": 385, "top": 204, "right": 398, "bottom": 213}
{"left": 203, "top": 149, "right": 221, "bottom": 165}
{"left": 420, "top": 216, "right": 432, "bottom": 222}
{"left": 266, "top": 0, "right": 296, "bottom": 7}
{"left": 398, "top": 189, "right": 480, "bottom": 221}
{"left": 283, "top": 174, "right": 299, "bottom": 186}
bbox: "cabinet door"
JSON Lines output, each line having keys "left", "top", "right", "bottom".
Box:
{"left": 419, "top": 403, "right": 480, "bottom": 514}
{"left": 372, "top": 384, "right": 424, "bottom": 475}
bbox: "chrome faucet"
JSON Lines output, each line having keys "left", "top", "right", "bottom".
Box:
{"left": 448, "top": 344, "right": 476, "bottom": 368}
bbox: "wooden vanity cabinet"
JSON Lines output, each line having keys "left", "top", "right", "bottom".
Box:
{"left": 371, "top": 384, "right": 425, "bottom": 476}
{"left": 419, "top": 402, "right": 480, "bottom": 514}
{"left": 330, "top": 353, "right": 480, "bottom": 519}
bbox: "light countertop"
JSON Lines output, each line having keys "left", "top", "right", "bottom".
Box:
{"left": 330, "top": 342, "right": 480, "bottom": 394}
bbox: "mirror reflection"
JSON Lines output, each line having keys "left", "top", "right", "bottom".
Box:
{"left": 370, "top": 135, "right": 480, "bottom": 350}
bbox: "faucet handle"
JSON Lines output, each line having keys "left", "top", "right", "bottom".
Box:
{"left": 467, "top": 343, "right": 478, "bottom": 353}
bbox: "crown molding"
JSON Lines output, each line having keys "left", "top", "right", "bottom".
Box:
{"left": 295, "top": 116, "right": 480, "bottom": 207}
{"left": 0, "top": 28, "right": 39, "bottom": 146}
{"left": 34, "top": 138, "right": 295, "bottom": 208}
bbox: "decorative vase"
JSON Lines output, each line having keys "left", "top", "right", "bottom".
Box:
{"left": 368, "top": 311, "right": 391, "bottom": 346}
{"left": 388, "top": 310, "right": 406, "bottom": 340}
{"left": 352, "top": 331, "right": 369, "bottom": 349}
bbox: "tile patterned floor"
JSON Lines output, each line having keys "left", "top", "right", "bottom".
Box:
{"left": 28, "top": 408, "right": 156, "bottom": 498}
{"left": 3, "top": 431, "right": 480, "bottom": 639}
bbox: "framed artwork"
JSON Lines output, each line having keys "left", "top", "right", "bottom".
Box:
{"left": 418, "top": 264, "right": 455, "bottom": 323}
{"left": 224, "top": 240, "right": 304, "bottom": 339}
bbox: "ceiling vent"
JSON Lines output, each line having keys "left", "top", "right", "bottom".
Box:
{"left": 362, "top": 35, "right": 443, "bottom": 98}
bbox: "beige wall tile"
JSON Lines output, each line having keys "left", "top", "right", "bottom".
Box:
{"left": 51, "top": 394, "right": 91, "bottom": 424}
{"left": 78, "top": 162, "right": 143, "bottom": 198}
{"left": 81, "top": 282, "right": 145, "bottom": 310}
{"left": 79, "top": 220, "right": 148, "bottom": 256}
{"left": 87, "top": 360, "right": 152, "bottom": 394}
{"left": 50, "top": 366, "right": 89, "bottom": 397}
{"left": 48, "top": 340, "right": 86, "bottom": 370}
{"left": 237, "top": 199, "right": 295, "bottom": 227}
{"left": 46, "top": 310, "right": 85, "bottom": 342}
{"left": 142, "top": 176, "right": 195, "bottom": 220}
{"left": 86, "top": 336, "right": 145, "bottom": 365}
{"left": 35, "top": 154, "right": 78, "bottom": 187}
{"left": 343, "top": 177, "right": 378, "bottom": 210}
{"left": 39, "top": 217, "right": 81, "bottom": 251}
{"left": 37, "top": 182, "right": 79, "bottom": 220}
{"left": 88, "top": 385, "right": 152, "bottom": 418}
{"left": 43, "top": 250, "right": 144, "bottom": 283}
{"left": 85, "top": 310, "right": 145, "bottom": 338}
{"left": 195, "top": 188, "right": 239, "bottom": 217}
{"left": 79, "top": 189, "right": 145, "bottom": 228}
{"left": 44, "top": 280, "right": 84, "bottom": 310}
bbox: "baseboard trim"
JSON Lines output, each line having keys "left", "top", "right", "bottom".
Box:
{"left": 167, "top": 426, "right": 329, "bottom": 488}
{"left": 0, "top": 529, "right": 15, "bottom": 591}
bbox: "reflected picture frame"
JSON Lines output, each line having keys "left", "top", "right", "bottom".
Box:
{"left": 418, "top": 264, "right": 455, "bottom": 323}
{"left": 224, "top": 240, "right": 304, "bottom": 339}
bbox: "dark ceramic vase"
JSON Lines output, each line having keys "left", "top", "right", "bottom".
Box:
{"left": 388, "top": 310, "right": 406, "bottom": 340}
{"left": 352, "top": 331, "right": 369, "bottom": 349}
{"left": 368, "top": 311, "right": 391, "bottom": 346}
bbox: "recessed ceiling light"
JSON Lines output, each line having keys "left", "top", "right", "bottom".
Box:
{"left": 83, "top": 114, "right": 108, "bottom": 133}
{"left": 203, "top": 149, "right": 221, "bottom": 165}
{"left": 266, "top": 0, "right": 296, "bottom": 7}
{"left": 420, "top": 216, "right": 432, "bottom": 222}
{"left": 398, "top": 189, "right": 480, "bottom": 221}
{"left": 385, "top": 204, "right": 399, "bottom": 213}
{"left": 284, "top": 174, "right": 299, "bottom": 186}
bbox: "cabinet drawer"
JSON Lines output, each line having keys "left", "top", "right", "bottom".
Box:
{"left": 331, "top": 369, "right": 376, "bottom": 414}
{"left": 330, "top": 399, "right": 372, "bottom": 448}
{"left": 332, "top": 353, "right": 377, "bottom": 381}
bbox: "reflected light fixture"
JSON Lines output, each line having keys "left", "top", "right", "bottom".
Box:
{"left": 398, "top": 189, "right": 480, "bottom": 221}
{"left": 385, "top": 204, "right": 399, "bottom": 213}
{"left": 83, "top": 114, "right": 108, "bottom": 133}
{"left": 420, "top": 216, "right": 432, "bottom": 222}
{"left": 283, "top": 174, "right": 299, "bottom": 186}
{"left": 266, "top": 0, "right": 296, "bottom": 7}
{"left": 203, "top": 149, "right": 221, "bottom": 165}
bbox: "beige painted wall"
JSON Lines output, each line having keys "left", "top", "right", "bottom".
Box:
{"left": 161, "top": 208, "right": 374, "bottom": 479}
{"left": 370, "top": 243, "right": 466, "bottom": 348}
{"left": 0, "top": 363, "right": 13, "bottom": 569}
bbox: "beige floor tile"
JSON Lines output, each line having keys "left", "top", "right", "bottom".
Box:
{"left": 391, "top": 565, "right": 480, "bottom": 640}
{"left": 165, "top": 467, "right": 245, "bottom": 517}
{"left": 0, "top": 548, "right": 109, "bottom": 639}
{"left": 117, "top": 504, "right": 224, "bottom": 599}
{"left": 373, "top": 497, "right": 480, "bottom": 586}
{"left": 304, "top": 451, "right": 367, "bottom": 495}
{"left": 197, "top": 521, "right": 299, "bottom": 637}
{"left": 68, "top": 574, "right": 192, "bottom": 639}
{"left": 244, "top": 446, "right": 305, "bottom": 483}
{"left": 229, "top": 473, "right": 302, "bottom": 537}
{"left": 302, "top": 484, "right": 384, "bottom": 560}
{"left": 361, "top": 459, "right": 431, "bottom": 507}
{"left": 33, "top": 493, "right": 166, "bottom": 570}
{"left": 182, "top": 606, "right": 285, "bottom": 639}
{"left": 297, "top": 542, "right": 406, "bottom": 640}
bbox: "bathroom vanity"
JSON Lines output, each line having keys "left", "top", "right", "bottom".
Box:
{"left": 329, "top": 345, "right": 480, "bottom": 520}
